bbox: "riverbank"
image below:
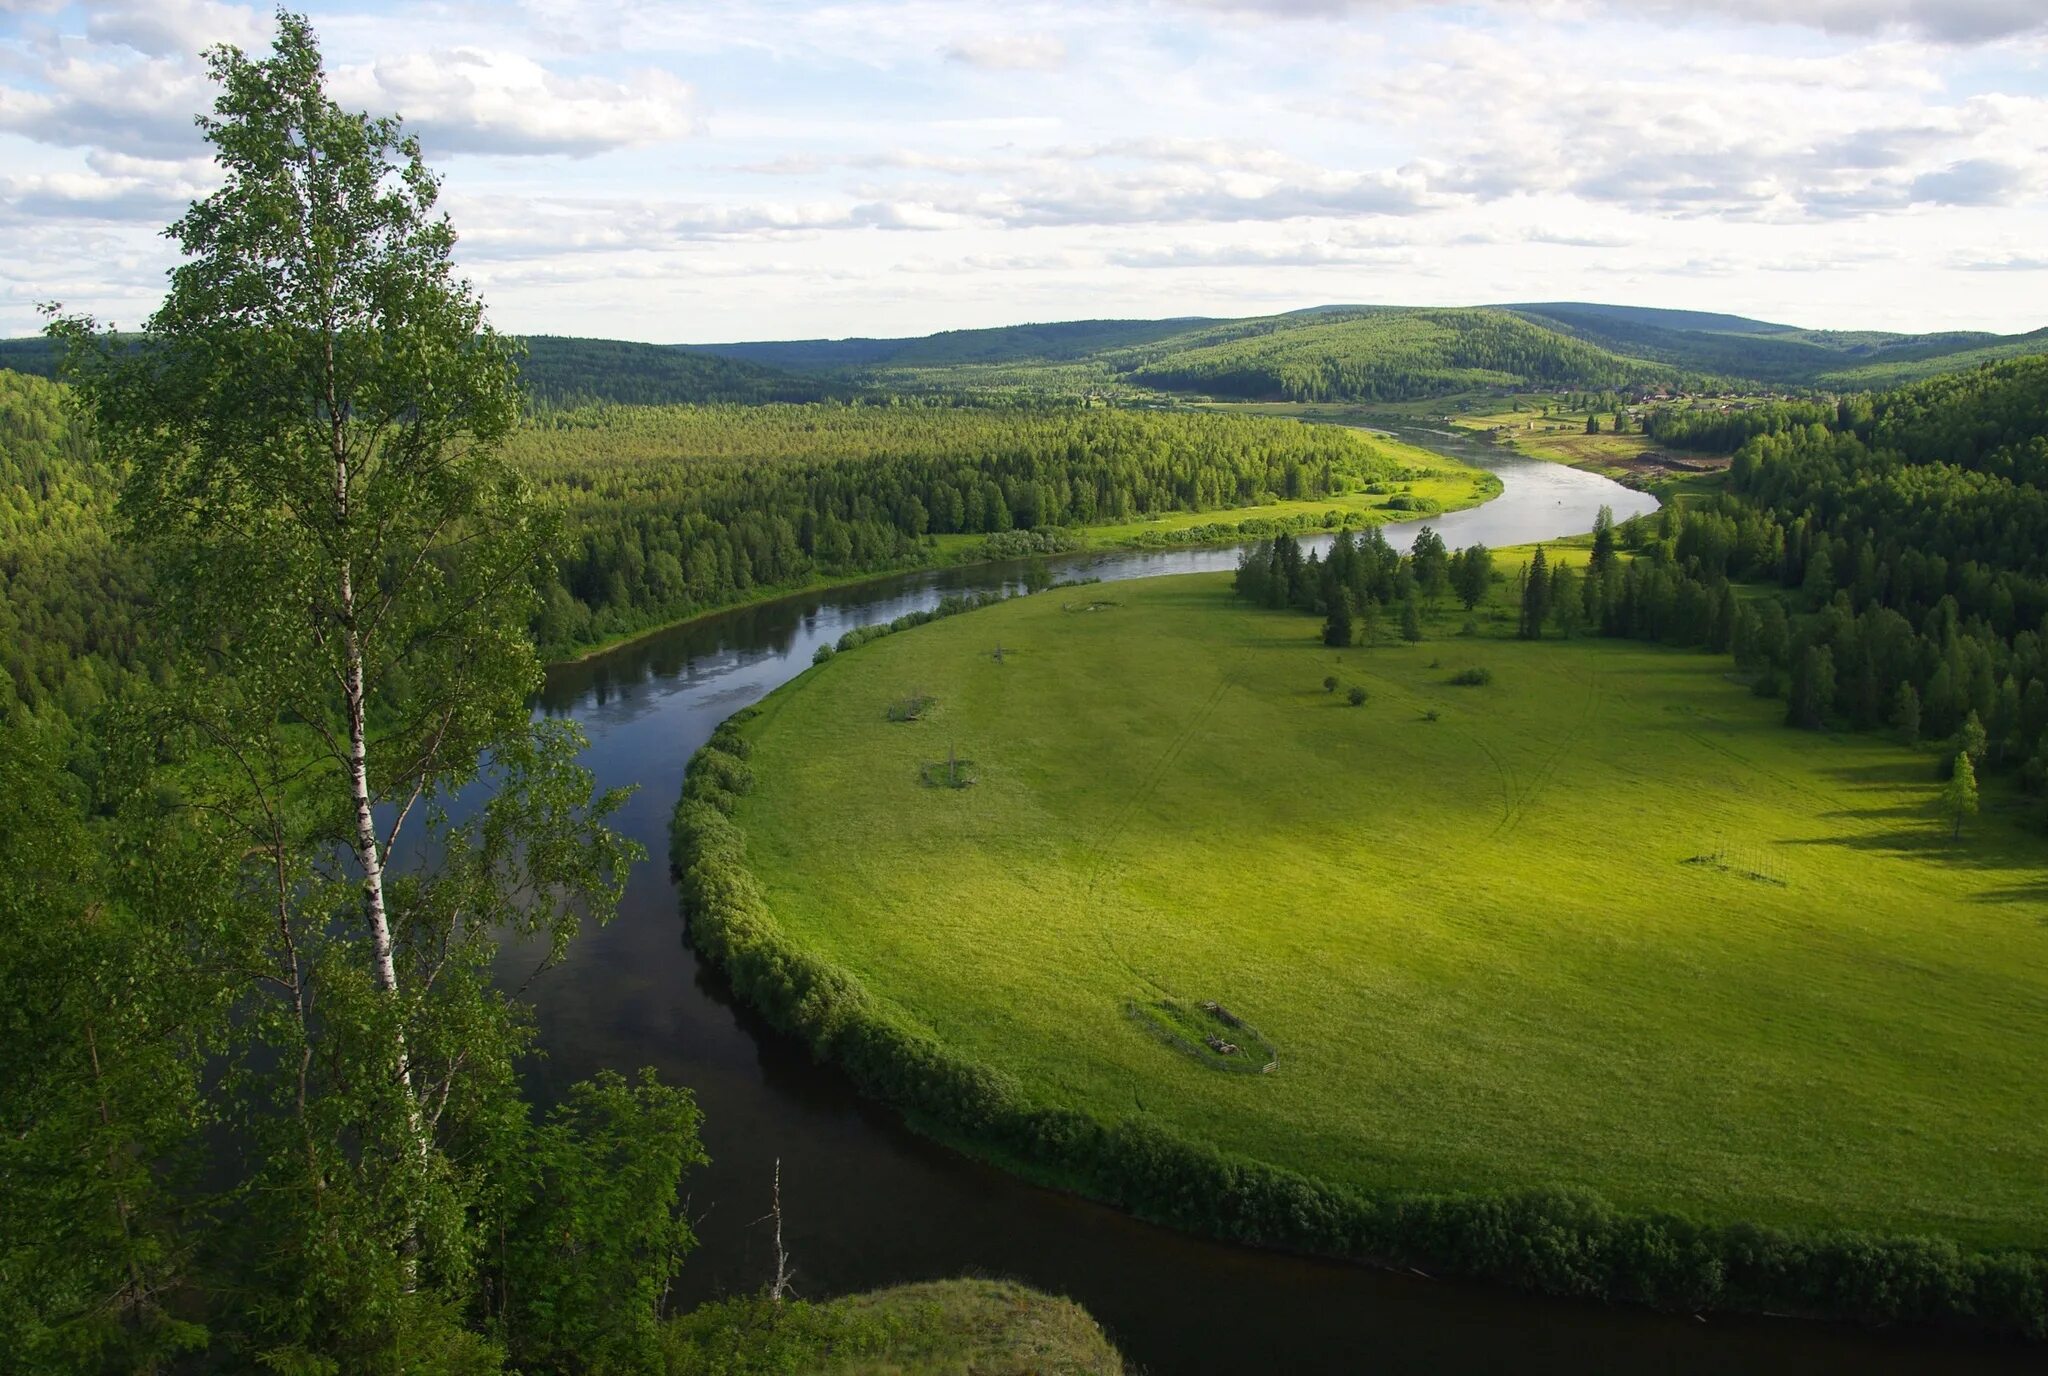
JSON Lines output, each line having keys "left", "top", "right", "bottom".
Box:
{"left": 673, "top": 572, "right": 2048, "bottom": 1339}
{"left": 543, "top": 431, "right": 1494, "bottom": 669}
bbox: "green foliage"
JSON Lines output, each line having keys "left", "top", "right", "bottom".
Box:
{"left": 0, "top": 725, "right": 219, "bottom": 1373}
{"left": 1448, "top": 666, "right": 1493, "bottom": 686}
{"left": 1940, "top": 752, "right": 1980, "bottom": 840}
{"left": 1346, "top": 685, "right": 1368, "bottom": 706}
{"left": 15, "top": 16, "right": 693, "bottom": 1370}
{"left": 487, "top": 1071, "right": 707, "bottom": 1373}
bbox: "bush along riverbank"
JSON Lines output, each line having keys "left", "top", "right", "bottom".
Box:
{"left": 669, "top": 654, "right": 2048, "bottom": 1344}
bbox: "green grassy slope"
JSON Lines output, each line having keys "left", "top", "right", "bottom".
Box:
{"left": 733, "top": 572, "right": 2048, "bottom": 1247}
{"left": 661, "top": 1280, "right": 1123, "bottom": 1376}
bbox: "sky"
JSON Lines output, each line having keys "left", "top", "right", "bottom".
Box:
{"left": 2, "top": 0, "right": 2046, "bottom": 343}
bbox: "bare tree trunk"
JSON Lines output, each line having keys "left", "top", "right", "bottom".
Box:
{"left": 767, "top": 1159, "right": 793, "bottom": 1303}
{"left": 335, "top": 444, "right": 429, "bottom": 1288}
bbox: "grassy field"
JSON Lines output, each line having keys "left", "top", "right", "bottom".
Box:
{"left": 661, "top": 1280, "right": 1123, "bottom": 1375}
{"left": 732, "top": 572, "right": 2048, "bottom": 1247}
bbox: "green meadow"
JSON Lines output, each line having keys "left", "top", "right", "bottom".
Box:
{"left": 733, "top": 572, "right": 2048, "bottom": 1247}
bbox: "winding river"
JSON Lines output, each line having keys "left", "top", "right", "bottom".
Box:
{"left": 525, "top": 432, "right": 2028, "bottom": 1374}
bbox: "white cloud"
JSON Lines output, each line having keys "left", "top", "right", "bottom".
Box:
{"left": 943, "top": 32, "right": 1066, "bottom": 70}
{"left": 331, "top": 49, "right": 697, "bottom": 157}
{"left": 81, "top": 0, "right": 267, "bottom": 59}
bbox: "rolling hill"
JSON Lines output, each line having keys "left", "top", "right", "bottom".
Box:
{"left": 9, "top": 301, "right": 2041, "bottom": 408}
{"left": 688, "top": 301, "right": 2048, "bottom": 401}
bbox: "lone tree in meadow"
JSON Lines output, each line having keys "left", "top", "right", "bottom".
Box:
{"left": 1940, "top": 751, "right": 1979, "bottom": 840}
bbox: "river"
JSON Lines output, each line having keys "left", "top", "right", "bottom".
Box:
{"left": 525, "top": 433, "right": 2029, "bottom": 1374}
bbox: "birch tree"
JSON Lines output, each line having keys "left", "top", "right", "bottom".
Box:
{"left": 51, "top": 13, "right": 674, "bottom": 1366}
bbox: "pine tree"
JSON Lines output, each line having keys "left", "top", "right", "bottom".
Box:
{"left": 1518, "top": 545, "right": 1551, "bottom": 640}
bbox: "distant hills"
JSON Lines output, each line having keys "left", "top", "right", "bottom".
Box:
{"left": 687, "top": 301, "right": 2048, "bottom": 401}
{"left": 5, "top": 302, "right": 2042, "bottom": 407}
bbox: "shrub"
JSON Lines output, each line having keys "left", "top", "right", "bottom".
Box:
{"left": 1347, "top": 686, "right": 1368, "bottom": 706}
{"left": 811, "top": 643, "right": 834, "bottom": 665}
{"left": 1322, "top": 675, "right": 1339, "bottom": 693}
{"left": 1449, "top": 666, "right": 1493, "bottom": 686}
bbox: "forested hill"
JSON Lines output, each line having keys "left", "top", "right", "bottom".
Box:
{"left": 513, "top": 335, "right": 845, "bottom": 405}
{"left": 0, "top": 334, "right": 844, "bottom": 408}
{"left": 1119, "top": 307, "right": 1674, "bottom": 401}
{"left": 1502, "top": 302, "right": 2048, "bottom": 388}
{"left": 685, "top": 302, "right": 2048, "bottom": 400}
{"left": 698, "top": 316, "right": 1221, "bottom": 371}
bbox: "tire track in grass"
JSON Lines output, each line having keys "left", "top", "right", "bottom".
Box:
{"left": 1510, "top": 653, "right": 1602, "bottom": 822}
{"left": 1085, "top": 654, "right": 1245, "bottom": 997}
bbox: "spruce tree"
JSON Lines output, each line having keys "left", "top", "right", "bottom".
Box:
{"left": 1323, "top": 587, "right": 1356, "bottom": 648}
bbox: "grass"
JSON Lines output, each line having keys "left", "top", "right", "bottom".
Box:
{"left": 733, "top": 572, "right": 2048, "bottom": 1248}
{"left": 660, "top": 1279, "right": 1123, "bottom": 1375}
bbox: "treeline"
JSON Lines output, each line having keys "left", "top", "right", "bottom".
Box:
{"left": 1236, "top": 353, "right": 2048, "bottom": 822}
{"left": 1715, "top": 356, "right": 2048, "bottom": 791}
{"left": 0, "top": 384, "right": 1404, "bottom": 718}
{"left": 1644, "top": 398, "right": 1846, "bottom": 453}
{"left": 478, "top": 401, "right": 1398, "bottom": 656}
{"left": 5, "top": 334, "right": 845, "bottom": 409}
{"left": 672, "top": 712, "right": 2048, "bottom": 1338}
{"left": 1126, "top": 309, "right": 1675, "bottom": 402}
{"left": 514, "top": 336, "right": 847, "bottom": 408}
